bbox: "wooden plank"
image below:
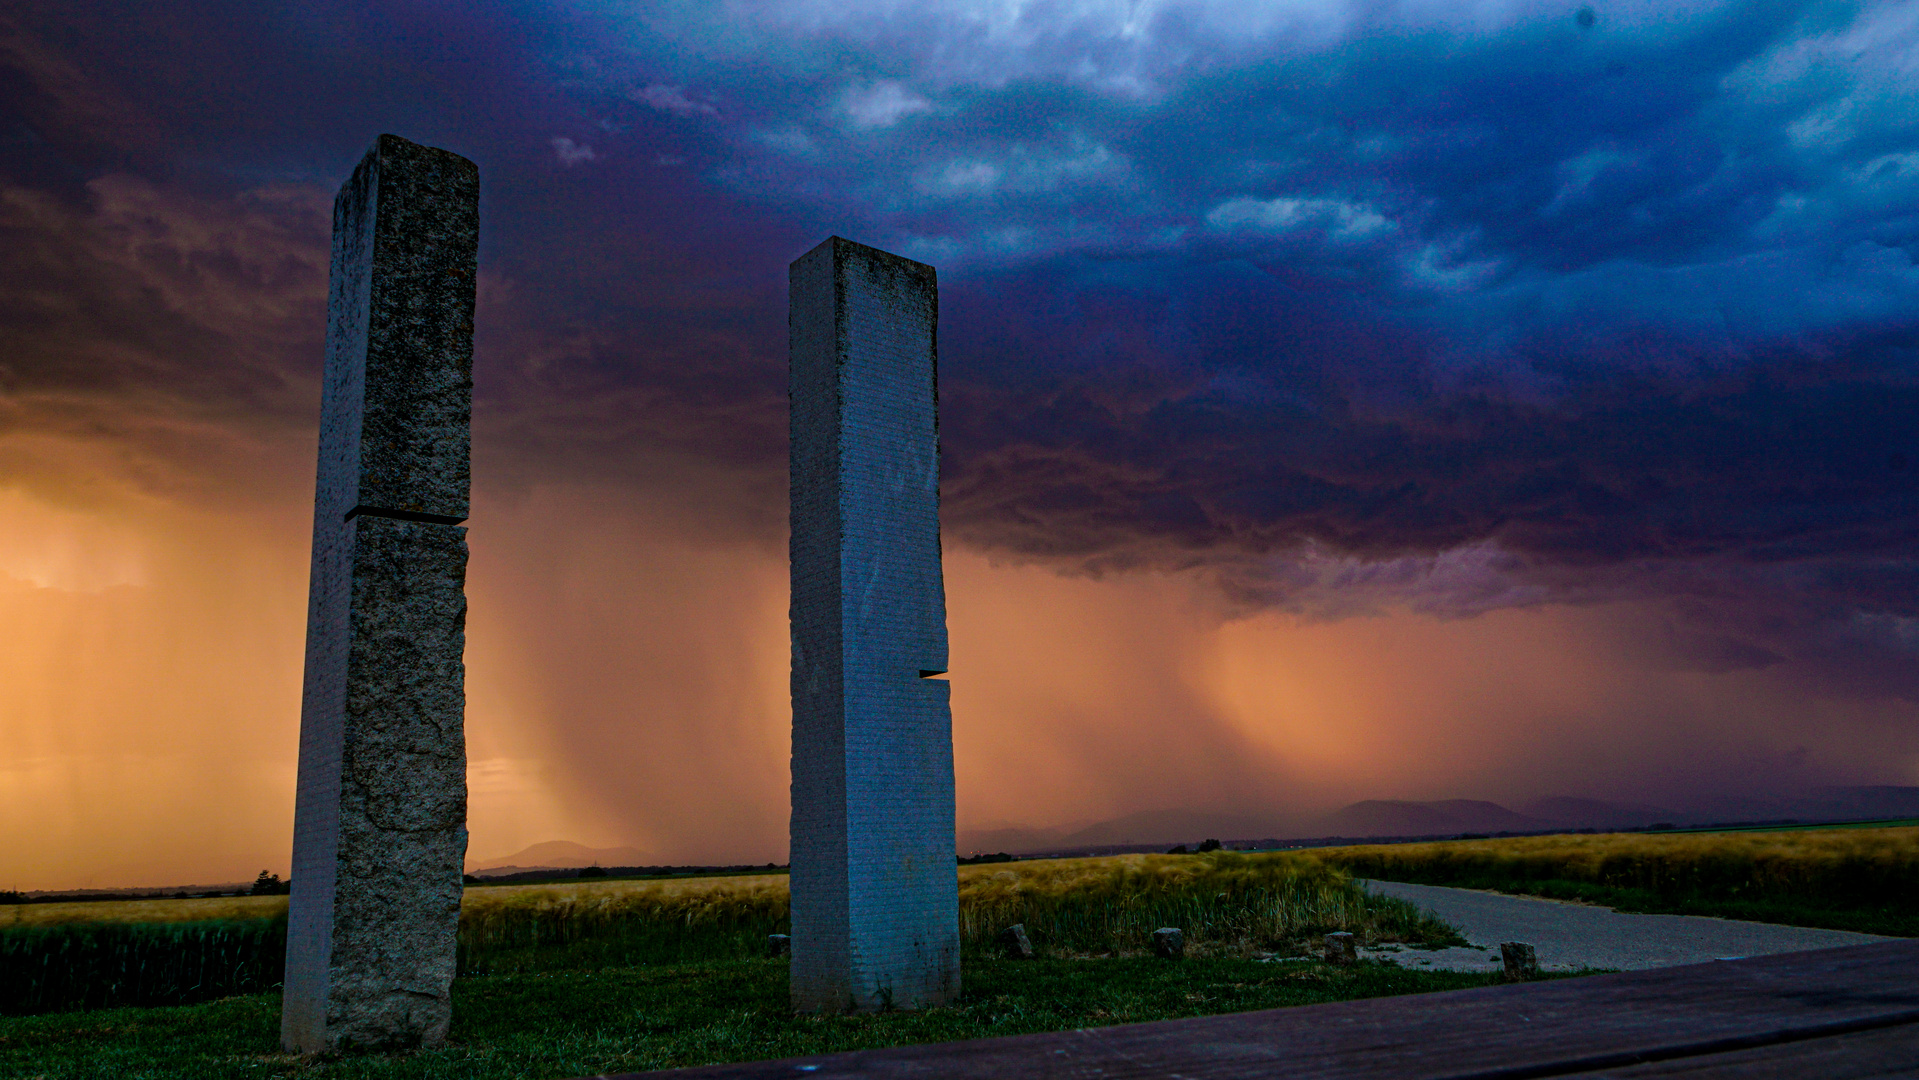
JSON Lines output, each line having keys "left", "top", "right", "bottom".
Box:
{"left": 608, "top": 941, "right": 1919, "bottom": 1080}
{"left": 1562, "top": 1022, "right": 1919, "bottom": 1077}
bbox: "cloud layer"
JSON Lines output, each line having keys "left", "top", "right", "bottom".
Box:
{"left": 4, "top": 0, "right": 1919, "bottom": 884}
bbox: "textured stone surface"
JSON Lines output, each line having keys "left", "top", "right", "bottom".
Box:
{"left": 1153, "top": 928, "right": 1185, "bottom": 959}
{"left": 1501, "top": 941, "right": 1540, "bottom": 980}
{"left": 1325, "top": 931, "right": 1358, "bottom": 965}
{"left": 284, "top": 134, "right": 476, "bottom": 1053}
{"left": 315, "top": 135, "right": 475, "bottom": 526}
{"left": 789, "top": 236, "right": 958, "bottom": 1013}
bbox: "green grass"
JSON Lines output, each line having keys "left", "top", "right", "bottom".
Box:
{"left": 952, "top": 853, "right": 1461, "bottom": 957}
{"left": 3, "top": 854, "right": 1458, "bottom": 1016}
{"left": 455, "top": 852, "right": 1467, "bottom": 976}
{"left": 0, "top": 956, "right": 1552, "bottom": 1079}
{"left": 0, "top": 918, "right": 287, "bottom": 1014}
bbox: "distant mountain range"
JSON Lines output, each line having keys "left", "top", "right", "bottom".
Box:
{"left": 958, "top": 786, "right": 1919, "bottom": 856}
{"left": 960, "top": 808, "right": 1285, "bottom": 855}
{"left": 957, "top": 799, "right": 1627, "bottom": 855}
{"left": 1317, "top": 799, "right": 1543, "bottom": 837}
{"left": 466, "top": 786, "right": 1919, "bottom": 873}
{"left": 1521, "top": 796, "right": 1680, "bottom": 830}
{"left": 468, "top": 841, "right": 655, "bottom": 875}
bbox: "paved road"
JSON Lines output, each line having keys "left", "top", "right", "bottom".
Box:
{"left": 1357, "top": 879, "right": 1892, "bottom": 972}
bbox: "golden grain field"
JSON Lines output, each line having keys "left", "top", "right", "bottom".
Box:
{"left": 955, "top": 852, "right": 1418, "bottom": 953}
{"left": 0, "top": 894, "right": 289, "bottom": 930}
{"left": 13, "top": 826, "right": 1913, "bottom": 944}
{"left": 1311, "top": 825, "right": 1919, "bottom": 904}
{"left": 454, "top": 853, "right": 1447, "bottom": 964}
{"left": 3, "top": 854, "right": 1450, "bottom": 964}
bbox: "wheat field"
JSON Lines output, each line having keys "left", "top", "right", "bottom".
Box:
{"left": 3, "top": 854, "right": 1449, "bottom": 968}
{"left": 954, "top": 851, "right": 1446, "bottom": 954}
{"left": 0, "top": 895, "right": 289, "bottom": 930}
{"left": 13, "top": 826, "right": 1913, "bottom": 942}
{"left": 453, "top": 854, "right": 1450, "bottom": 967}
{"left": 1313, "top": 826, "right": 1919, "bottom": 903}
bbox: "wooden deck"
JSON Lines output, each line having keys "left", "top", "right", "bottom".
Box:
{"left": 610, "top": 940, "right": 1919, "bottom": 1079}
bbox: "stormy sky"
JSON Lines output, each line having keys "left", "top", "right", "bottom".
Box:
{"left": 4, "top": 0, "right": 1918, "bottom": 888}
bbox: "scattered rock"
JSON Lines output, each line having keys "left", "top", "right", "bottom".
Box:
{"left": 767, "top": 934, "right": 791, "bottom": 957}
{"left": 1152, "top": 927, "right": 1185, "bottom": 959}
{"left": 1324, "top": 932, "right": 1358, "bottom": 965}
{"left": 1501, "top": 941, "right": 1538, "bottom": 980}
{"left": 998, "top": 923, "right": 1034, "bottom": 959}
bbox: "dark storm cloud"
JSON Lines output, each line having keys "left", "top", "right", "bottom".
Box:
{"left": 11, "top": 1, "right": 1919, "bottom": 880}
{"left": 531, "top": 0, "right": 1919, "bottom": 576}
{"left": 940, "top": 281, "right": 1919, "bottom": 569}
{"left": 0, "top": 0, "right": 799, "bottom": 512}
{"left": 528, "top": 0, "right": 1919, "bottom": 689}
{"left": 6, "top": 0, "right": 1919, "bottom": 593}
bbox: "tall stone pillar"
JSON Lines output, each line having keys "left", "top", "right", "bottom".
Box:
{"left": 788, "top": 237, "right": 959, "bottom": 1013}
{"left": 283, "top": 134, "right": 477, "bottom": 1052}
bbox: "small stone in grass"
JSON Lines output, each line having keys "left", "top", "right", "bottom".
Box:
{"left": 767, "top": 934, "right": 791, "bottom": 957}
{"left": 1152, "top": 927, "right": 1184, "bottom": 959}
{"left": 1323, "top": 932, "right": 1358, "bottom": 965}
{"left": 998, "top": 924, "right": 1034, "bottom": 959}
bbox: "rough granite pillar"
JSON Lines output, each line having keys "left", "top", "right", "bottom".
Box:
{"left": 789, "top": 236, "right": 959, "bottom": 1013}
{"left": 283, "top": 134, "right": 477, "bottom": 1053}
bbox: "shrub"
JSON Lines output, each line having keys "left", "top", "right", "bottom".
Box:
{"left": 247, "top": 872, "right": 288, "bottom": 897}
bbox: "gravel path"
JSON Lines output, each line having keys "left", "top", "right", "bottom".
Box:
{"left": 1356, "top": 879, "right": 1892, "bottom": 973}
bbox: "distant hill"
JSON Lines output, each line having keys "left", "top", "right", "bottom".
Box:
{"left": 958, "top": 824, "right": 1070, "bottom": 855}
{"left": 960, "top": 808, "right": 1292, "bottom": 855}
{"left": 948, "top": 785, "right": 1919, "bottom": 863}
{"left": 1315, "top": 799, "right": 1544, "bottom": 837}
{"left": 1058, "top": 808, "right": 1288, "bottom": 848}
{"left": 468, "top": 841, "right": 655, "bottom": 874}
{"left": 1521, "top": 796, "right": 1683, "bottom": 830}
{"left": 1807, "top": 786, "right": 1919, "bottom": 820}
{"left": 1680, "top": 786, "right": 1919, "bottom": 825}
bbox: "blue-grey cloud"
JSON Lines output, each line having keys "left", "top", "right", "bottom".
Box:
{"left": 6, "top": 0, "right": 1919, "bottom": 630}
{"left": 11, "top": 0, "right": 1919, "bottom": 872}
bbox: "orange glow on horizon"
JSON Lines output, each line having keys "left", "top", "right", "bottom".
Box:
{"left": 5, "top": 451, "right": 1919, "bottom": 891}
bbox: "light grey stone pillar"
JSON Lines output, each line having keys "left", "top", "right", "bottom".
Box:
{"left": 789, "top": 237, "right": 959, "bottom": 1013}
{"left": 283, "top": 134, "right": 477, "bottom": 1053}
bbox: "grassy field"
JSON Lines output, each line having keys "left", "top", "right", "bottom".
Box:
{"left": 1311, "top": 825, "right": 1919, "bottom": 936}
{"left": 0, "top": 855, "right": 1510, "bottom": 1077}
{"left": 13, "top": 829, "right": 1905, "bottom": 1075}
{"left": 1, "top": 853, "right": 1460, "bottom": 1017}
{"left": 0, "top": 956, "right": 1541, "bottom": 1079}
{"left": 459, "top": 853, "right": 1459, "bottom": 973}
{"left": 1649, "top": 817, "right": 1919, "bottom": 834}
{"left": 955, "top": 851, "right": 1448, "bottom": 954}
{"left": 0, "top": 894, "right": 288, "bottom": 929}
